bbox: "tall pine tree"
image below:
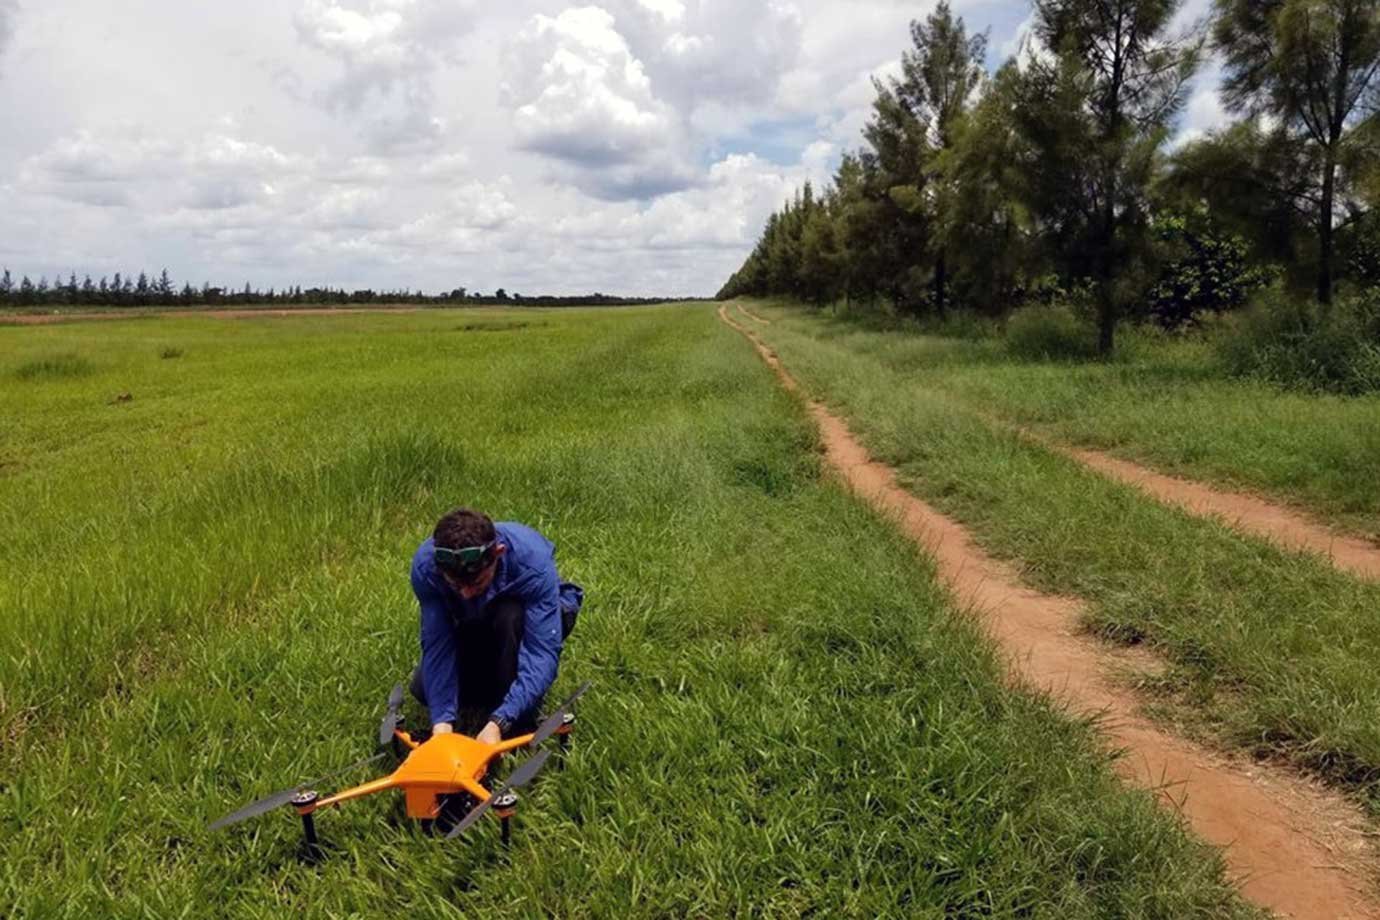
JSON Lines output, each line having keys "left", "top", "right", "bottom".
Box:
{"left": 1214, "top": 0, "right": 1380, "bottom": 305}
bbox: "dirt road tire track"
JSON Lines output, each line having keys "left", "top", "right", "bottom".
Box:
{"left": 1059, "top": 447, "right": 1380, "bottom": 580}
{"left": 720, "top": 304, "right": 1378, "bottom": 920}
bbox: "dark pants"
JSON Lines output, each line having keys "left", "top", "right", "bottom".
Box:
{"left": 410, "top": 594, "right": 579, "bottom": 737}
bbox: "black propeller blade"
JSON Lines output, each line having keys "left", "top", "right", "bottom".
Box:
{"left": 531, "top": 681, "right": 591, "bottom": 745}
{"left": 378, "top": 682, "right": 405, "bottom": 746}
{"left": 446, "top": 749, "right": 551, "bottom": 839}
{"left": 209, "top": 751, "right": 386, "bottom": 831}
{"left": 504, "top": 747, "right": 552, "bottom": 790}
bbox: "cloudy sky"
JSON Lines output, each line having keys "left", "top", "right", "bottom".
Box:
{"left": 0, "top": 0, "right": 1223, "bottom": 297}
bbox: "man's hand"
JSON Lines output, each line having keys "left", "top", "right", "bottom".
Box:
{"left": 477, "top": 721, "right": 503, "bottom": 746}
{"left": 433, "top": 722, "right": 454, "bottom": 735}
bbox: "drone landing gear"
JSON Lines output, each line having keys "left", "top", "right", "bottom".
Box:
{"left": 494, "top": 792, "right": 518, "bottom": 846}
{"left": 557, "top": 712, "right": 576, "bottom": 769}
{"left": 292, "top": 791, "right": 326, "bottom": 865}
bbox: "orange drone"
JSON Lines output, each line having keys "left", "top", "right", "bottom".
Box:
{"left": 209, "top": 681, "right": 590, "bottom": 853}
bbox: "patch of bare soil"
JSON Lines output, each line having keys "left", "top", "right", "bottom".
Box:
{"left": 0, "top": 311, "right": 160, "bottom": 326}
{"left": 0, "top": 307, "right": 427, "bottom": 326}
{"left": 738, "top": 305, "right": 771, "bottom": 325}
{"left": 203, "top": 308, "right": 424, "bottom": 319}
{"left": 721, "top": 305, "right": 1379, "bottom": 920}
{"left": 1062, "top": 447, "right": 1380, "bottom": 581}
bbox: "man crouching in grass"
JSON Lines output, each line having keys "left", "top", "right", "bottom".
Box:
{"left": 409, "top": 508, "right": 583, "bottom": 744}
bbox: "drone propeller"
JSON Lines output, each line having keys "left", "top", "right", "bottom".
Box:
{"left": 209, "top": 751, "right": 386, "bottom": 831}
{"left": 446, "top": 749, "right": 551, "bottom": 839}
{"left": 531, "top": 681, "right": 592, "bottom": 746}
{"left": 378, "top": 683, "right": 405, "bottom": 747}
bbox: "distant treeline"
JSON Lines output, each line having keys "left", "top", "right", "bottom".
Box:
{"left": 719, "top": 0, "right": 1380, "bottom": 359}
{"left": 0, "top": 268, "right": 686, "bottom": 310}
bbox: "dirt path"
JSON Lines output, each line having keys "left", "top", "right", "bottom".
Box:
{"left": 0, "top": 311, "right": 162, "bottom": 325}
{"left": 720, "top": 305, "right": 1378, "bottom": 920}
{"left": 738, "top": 305, "right": 772, "bottom": 325}
{"left": 1058, "top": 447, "right": 1380, "bottom": 580}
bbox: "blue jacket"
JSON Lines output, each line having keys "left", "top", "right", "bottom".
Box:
{"left": 411, "top": 522, "right": 576, "bottom": 726}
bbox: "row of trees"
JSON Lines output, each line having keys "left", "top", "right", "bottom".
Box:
{"left": 0, "top": 269, "right": 677, "bottom": 309}
{"left": 719, "top": 0, "right": 1380, "bottom": 354}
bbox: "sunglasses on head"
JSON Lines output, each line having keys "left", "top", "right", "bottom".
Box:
{"left": 434, "top": 541, "right": 497, "bottom": 581}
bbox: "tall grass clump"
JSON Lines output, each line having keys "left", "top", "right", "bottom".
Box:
{"left": 1005, "top": 304, "right": 1099, "bottom": 361}
{"left": 910, "top": 309, "right": 1003, "bottom": 341}
{"left": 1217, "top": 286, "right": 1380, "bottom": 395}
{"left": 14, "top": 352, "right": 94, "bottom": 380}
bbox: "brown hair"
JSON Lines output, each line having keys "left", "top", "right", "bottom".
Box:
{"left": 433, "top": 508, "right": 496, "bottom": 551}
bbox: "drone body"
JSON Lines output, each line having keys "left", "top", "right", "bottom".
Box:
{"left": 316, "top": 728, "right": 538, "bottom": 820}
{"left": 209, "top": 681, "right": 589, "bottom": 851}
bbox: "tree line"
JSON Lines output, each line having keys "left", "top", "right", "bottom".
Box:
{"left": 0, "top": 268, "right": 682, "bottom": 310}
{"left": 718, "top": 0, "right": 1380, "bottom": 356}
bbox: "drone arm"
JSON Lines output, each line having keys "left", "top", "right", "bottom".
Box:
{"left": 456, "top": 775, "right": 493, "bottom": 803}
{"left": 491, "top": 733, "right": 536, "bottom": 755}
{"left": 313, "top": 775, "right": 400, "bottom": 812}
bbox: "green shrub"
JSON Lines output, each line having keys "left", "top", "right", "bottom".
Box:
{"left": 1147, "top": 215, "right": 1274, "bottom": 330}
{"left": 15, "top": 352, "right": 93, "bottom": 380}
{"left": 1005, "top": 304, "right": 1098, "bottom": 361}
{"left": 1217, "top": 286, "right": 1380, "bottom": 395}
{"left": 1342, "top": 213, "right": 1380, "bottom": 287}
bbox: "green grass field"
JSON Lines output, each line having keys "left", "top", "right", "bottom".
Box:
{"left": 0, "top": 307, "right": 1256, "bottom": 917}
{"left": 739, "top": 301, "right": 1380, "bottom": 803}
{"left": 751, "top": 301, "right": 1380, "bottom": 541}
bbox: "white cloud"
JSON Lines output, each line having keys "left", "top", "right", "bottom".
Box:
{"left": 497, "top": 1, "right": 827, "bottom": 199}
{"left": 609, "top": 0, "right": 804, "bottom": 113}
{"left": 1173, "top": 61, "right": 1229, "bottom": 148}
{"left": 643, "top": 149, "right": 830, "bottom": 249}
{"left": 1171, "top": 0, "right": 1216, "bottom": 34}
{"left": 0, "top": 0, "right": 17, "bottom": 65}
{"left": 294, "top": 0, "right": 476, "bottom": 151}
{"left": 505, "top": 8, "right": 671, "bottom": 164}
{"left": 303, "top": 185, "right": 389, "bottom": 230}
{"left": 999, "top": 9, "right": 1036, "bottom": 61}
{"left": 416, "top": 151, "right": 471, "bottom": 181}
{"left": 22, "top": 127, "right": 311, "bottom": 213}
{"left": 24, "top": 130, "right": 175, "bottom": 188}
{"left": 635, "top": 0, "right": 685, "bottom": 22}
{"left": 327, "top": 155, "right": 394, "bottom": 184}
{"left": 792, "top": 56, "right": 903, "bottom": 153}
{"left": 535, "top": 146, "right": 830, "bottom": 256}
{"left": 502, "top": 6, "right": 695, "bottom": 199}
{"left": 450, "top": 179, "right": 518, "bottom": 229}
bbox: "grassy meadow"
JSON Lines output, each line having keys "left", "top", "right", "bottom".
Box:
{"left": 738, "top": 300, "right": 1380, "bottom": 802}
{"left": 0, "top": 306, "right": 1256, "bottom": 917}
